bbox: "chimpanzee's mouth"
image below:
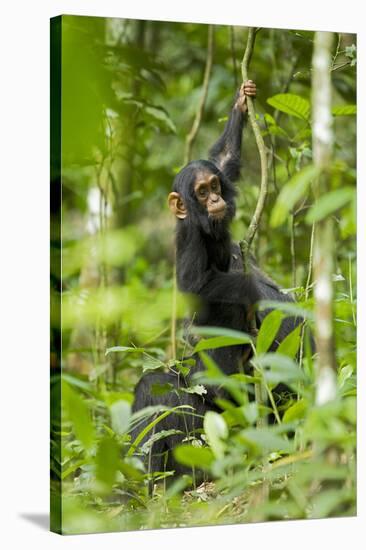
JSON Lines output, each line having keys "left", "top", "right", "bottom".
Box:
{"left": 208, "top": 206, "right": 226, "bottom": 220}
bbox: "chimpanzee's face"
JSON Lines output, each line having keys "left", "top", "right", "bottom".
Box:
{"left": 193, "top": 170, "right": 227, "bottom": 221}
{"left": 168, "top": 160, "right": 236, "bottom": 236}
{"left": 168, "top": 168, "right": 228, "bottom": 224}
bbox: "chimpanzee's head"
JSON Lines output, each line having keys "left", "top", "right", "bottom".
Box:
{"left": 168, "top": 160, "right": 236, "bottom": 235}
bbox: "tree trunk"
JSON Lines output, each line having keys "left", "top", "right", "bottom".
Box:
{"left": 311, "top": 31, "right": 337, "bottom": 405}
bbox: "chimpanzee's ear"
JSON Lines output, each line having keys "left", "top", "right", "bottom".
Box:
{"left": 168, "top": 192, "right": 187, "bottom": 219}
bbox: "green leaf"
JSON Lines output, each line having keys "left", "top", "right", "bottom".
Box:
{"left": 239, "top": 427, "right": 293, "bottom": 454}
{"left": 258, "top": 299, "right": 313, "bottom": 320}
{"left": 256, "top": 310, "right": 284, "bottom": 354}
{"left": 204, "top": 411, "right": 228, "bottom": 458}
{"left": 243, "top": 402, "right": 259, "bottom": 425}
{"left": 345, "top": 44, "right": 356, "bottom": 59}
{"left": 283, "top": 399, "right": 308, "bottom": 423}
{"left": 165, "top": 475, "right": 192, "bottom": 498}
{"left": 119, "top": 458, "right": 144, "bottom": 481}
{"left": 338, "top": 365, "right": 354, "bottom": 389}
{"left": 144, "top": 105, "right": 176, "bottom": 133}
{"left": 305, "top": 187, "right": 355, "bottom": 224}
{"left": 95, "top": 436, "right": 120, "bottom": 493}
{"left": 109, "top": 399, "right": 131, "bottom": 435}
{"left": 61, "top": 373, "right": 92, "bottom": 392}
{"left": 140, "top": 429, "right": 184, "bottom": 454}
{"left": 128, "top": 405, "right": 193, "bottom": 456}
{"left": 311, "top": 489, "right": 353, "bottom": 519}
{"left": 174, "top": 445, "right": 214, "bottom": 470}
{"left": 332, "top": 104, "right": 356, "bottom": 116}
{"left": 197, "top": 351, "right": 222, "bottom": 377}
{"left": 105, "top": 346, "right": 146, "bottom": 356}
{"left": 267, "top": 93, "right": 310, "bottom": 120}
{"left": 181, "top": 384, "right": 207, "bottom": 396}
{"left": 62, "top": 382, "right": 95, "bottom": 451}
{"left": 142, "top": 357, "right": 165, "bottom": 373}
{"left": 194, "top": 335, "right": 251, "bottom": 353}
{"left": 264, "top": 113, "right": 275, "bottom": 125}
{"left": 254, "top": 353, "right": 305, "bottom": 385}
{"left": 191, "top": 326, "right": 252, "bottom": 341}
{"left": 151, "top": 382, "right": 175, "bottom": 396}
{"left": 267, "top": 124, "right": 289, "bottom": 138}
{"left": 276, "top": 325, "right": 302, "bottom": 358}
{"left": 198, "top": 352, "right": 245, "bottom": 405}
{"left": 270, "top": 164, "right": 319, "bottom": 227}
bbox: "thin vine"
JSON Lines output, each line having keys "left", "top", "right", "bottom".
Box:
{"left": 184, "top": 25, "right": 214, "bottom": 165}
{"left": 239, "top": 27, "right": 269, "bottom": 272}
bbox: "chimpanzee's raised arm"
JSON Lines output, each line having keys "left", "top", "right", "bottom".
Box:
{"left": 208, "top": 80, "right": 256, "bottom": 182}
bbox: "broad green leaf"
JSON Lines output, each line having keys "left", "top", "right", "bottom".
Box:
{"left": 332, "top": 105, "right": 356, "bottom": 116}
{"left": 151, "top": 382, "right": 175, "bottom": 396}
{"left": 283, "top": 399, "right": 308, "bottom": 423}
{"left": 305, "top": 187, "right": 355, "bottom": 224}
{"left": 258, "top": 299, "right": 313, "bottom": 320}
{"left": 198, "top": 352, "right": 245, "bottom": 405}
{"left": 276, "top": 325, "right": 302, "bottom": 358}
{"left": 270, "top": 164, "right": 319, "bottom": 227}
{"left": 254, "top": 353, "right": 305, "bottom": 385}
{"left": 142, "top": 357, "right": 165, "bottom": 373}
{"left": 256, "top": 310, "right": 284, "bottom": 354}
{"left": 119, "top": 458, "right": 144, "bottom": 481}
{"left": 95, "top": 436, "right": 120, "bottom": 493}
{"left": 62, "top": 382, "right": 95, "bottom": 451}
{"left": 174, "top": 444, "right": 214, "bottom": 470}
{"left": 109, "top": 399, "right": 131, "bottom": 435}
{"left": 204, "top": 411, "right": 228, "bottom": 458}
{"left": 267, "top": 93, "right": 310, "bottom": 120}
{"left": 194, "top": 335, "right": 251, "bottom": 353}
{"left": 239, "top": 427, "right": 293, "bottom": 454}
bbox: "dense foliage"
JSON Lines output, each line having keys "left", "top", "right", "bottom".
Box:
{"left": 50, "top": 16, "right": 356, "bottom": 534}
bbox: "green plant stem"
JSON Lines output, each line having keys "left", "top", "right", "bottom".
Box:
{"left": 170, "top": 262, "right": 177, "bottom": 359}
{"left": 239, "top": 28, "right": 269, "bottom": 433}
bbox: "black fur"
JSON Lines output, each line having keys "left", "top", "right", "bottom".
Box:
{"left": 131, "top": 93, "right": 298, "bottom": 481}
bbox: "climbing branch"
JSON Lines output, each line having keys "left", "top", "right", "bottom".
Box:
{"left": 184, "top": 25, "right": 214, "bottom": 165}
{"left": 238, "top": 29, "right": 270, "bottom": 442}
{"left": 239, "top": 28, "right": 268, "bottom": 271}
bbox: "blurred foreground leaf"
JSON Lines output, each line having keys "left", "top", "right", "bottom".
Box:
{"left": 174, "top": 445, "right": 214, "bottom": 470}
{"left": 62, "top": 381, "right": 95, "bottom": 451}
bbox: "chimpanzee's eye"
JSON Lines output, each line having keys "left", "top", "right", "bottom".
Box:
{"left": 198, "top": 187, "right": 208, "bottom": 197}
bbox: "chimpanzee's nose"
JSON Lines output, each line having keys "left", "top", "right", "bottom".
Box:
{"left": 211, "top": 193, "right": 219, "bottom": 202}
